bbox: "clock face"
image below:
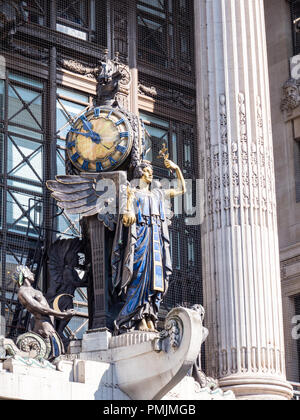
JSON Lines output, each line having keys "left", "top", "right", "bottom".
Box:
{"left": 66, "top": 107, "right": 133, "bottom": 172}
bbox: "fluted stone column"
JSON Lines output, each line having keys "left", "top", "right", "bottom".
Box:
{"left": 194, "top": 0, "right": 293, "bottom": 400}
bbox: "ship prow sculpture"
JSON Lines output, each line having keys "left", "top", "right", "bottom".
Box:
{"left": 0, "top": 53, "right": 235, "bottom": 400}
{"left": 110, "top": 306, "right": 207, "bottom": 400}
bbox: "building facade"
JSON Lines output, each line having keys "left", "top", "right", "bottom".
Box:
{"left": 266, "top": 0, "right": 300, "bottom": 397}
{"left": 0, "top": 0, "right": 202, "bottom": 360}
{"left": 0, "top": 0, "right": 299, "bottom": 400}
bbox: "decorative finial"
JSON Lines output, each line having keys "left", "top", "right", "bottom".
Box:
{"left": 158, "top": 143, "right": 169, "bottom": 161}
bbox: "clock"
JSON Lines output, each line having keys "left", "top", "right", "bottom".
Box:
{"left": 66, "top": 106, "right": 133, "bottom": 172}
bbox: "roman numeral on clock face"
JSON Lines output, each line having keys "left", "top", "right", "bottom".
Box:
{"left": 116, "top": 118, "right": 125, "bottom": 126}
{"left": 120, "top": 132, "right": 129, "bottom": 138}
{"left": 116, "top": 144, "right": 127, "bottom": 154}
{"left": 107, "top": 110, "right": 113, "bottom": 119}
{"left": 67, "top": 141, "right": 76, "bottom": 149}
{"left": 94, "top": 108, "right": 101, "bottom": 117}
{"left": 108, "top": 157, "right": 117, "bottom": 166}
{"left": 82, "top": 160, "right": 89, "bottom": 171}
{"left": 96, "top": 162, "right": 103, "bottom": 172}
{"left": 71, "top": 152, "right": 80, "bottom": 162}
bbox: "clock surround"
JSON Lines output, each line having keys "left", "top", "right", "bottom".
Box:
{"left": 66, "top": 106, "right": 133, "bottom": 173}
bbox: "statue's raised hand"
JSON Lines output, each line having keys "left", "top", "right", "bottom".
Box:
{"left": 164, "top": 159, "right": 178, "bottom": 171}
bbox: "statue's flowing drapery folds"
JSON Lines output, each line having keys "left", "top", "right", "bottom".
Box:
{"left": 112, "top": 187, "right": 172, "bottom": 333}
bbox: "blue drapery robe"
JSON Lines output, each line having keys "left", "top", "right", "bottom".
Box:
{"left": 112, "top": 187, "right": 172, "bottom": 333}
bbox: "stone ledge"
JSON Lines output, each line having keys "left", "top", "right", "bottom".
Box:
{"left": 0, "top": 359, "right": 233, "bottom": 400}
{"left": 81, "top": 330, "right": 112, "bottom": 353}
{"left": 110, "top": 331, "right": 159, "bottom": 349}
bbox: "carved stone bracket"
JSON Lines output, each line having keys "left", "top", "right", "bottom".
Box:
{"left": 281, "top": 78, "right": 300, "bottom": 113}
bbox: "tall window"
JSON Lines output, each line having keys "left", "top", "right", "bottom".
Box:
{"left": 55, "top": 87, "right": 91, "bottom": 340}
{"left": 24, "top": 0, "right": 107, "bottom": 46}
{"left": 1, "top": 73, "right": 45, "bottom": 237}
{"left": 137, "top": 0, "right": 194, "bottom": 75}
{"left": 0, "top": 72, "right": 46, "bottom": 338}
{"left": 56, "top": 87, "right": 91, "bottom": 238}
{"left": 24, "top": 0, "right": 47, "bottom": 26}
{"left": 291, "top": 0, "right": 300, "bottom": 55}
{"left": 56, "top": 0, "right": 107, "bottom": 45}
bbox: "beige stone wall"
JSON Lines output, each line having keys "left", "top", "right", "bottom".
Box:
{"left": 265, "top": 0, "right": 298, "bottom": 249}
{"left": 264, "top": 0, "right": 300, "bottom": 383}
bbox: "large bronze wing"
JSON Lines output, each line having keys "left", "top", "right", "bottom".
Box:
{"left": 46, "top": 174, "right": 108, "bottom": 218}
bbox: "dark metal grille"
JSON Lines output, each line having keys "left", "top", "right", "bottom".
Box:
{"left": 0, "top": 71, "right": 47, "bottom": 338}
{"left": 290, "top": 0, "right": 300, "bottom": 55}
{"left": 56, "top": 0, "right": 107, "bottom": 45}
{"left": 112, "top": 0, "right": 128, "bottom": 59}
{"left": 0, "top": 0, "right": 201, "bottom": 342}
{"left": 24, "top": 0, "right": 107, "bottom": 47}
{"left": 24, "top": 0, "right": 47, "bottom": 26}
{"left": 137, "top": 0, "right": 194, "bottom": 76}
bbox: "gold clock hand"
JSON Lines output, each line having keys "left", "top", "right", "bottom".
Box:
{"left": 102, "top": 144, "right": 111, "bottom": 150}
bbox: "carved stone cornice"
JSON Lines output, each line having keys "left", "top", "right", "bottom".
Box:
{"left": 57, "top": 54, "right": 131, "bottom": 110}
{"left": 57, "top": 54, "right": 131, "bottom": 86}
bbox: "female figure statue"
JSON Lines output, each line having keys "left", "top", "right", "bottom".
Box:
{"left": 113, "top": 158, "right": 186, "bottom": 334}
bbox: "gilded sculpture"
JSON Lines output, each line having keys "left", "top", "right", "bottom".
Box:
{"left": 113, "top": 156, "right": 186, "bottom": 334}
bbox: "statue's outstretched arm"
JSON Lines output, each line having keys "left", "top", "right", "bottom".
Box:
{"left": 18, "top": 290, "right": 74, "bottom": 320}
{"left": 164, "top": 159, "right": 187, "bottom": 198}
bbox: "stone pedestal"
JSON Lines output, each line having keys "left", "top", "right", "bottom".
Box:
{"left": 80, "top": 329, "right": 112, "bottom": 362}
{"left": 82, "top": 217, "right": 108, "bottom": 330}
{"left": 0, "top": 307, "right": 234, "bottom": 400}
{"left": 194, "top": 0, "right": 293, "bottom": 400}
{"left": 79, "top": 171, "right": 127, "bottom": 331}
